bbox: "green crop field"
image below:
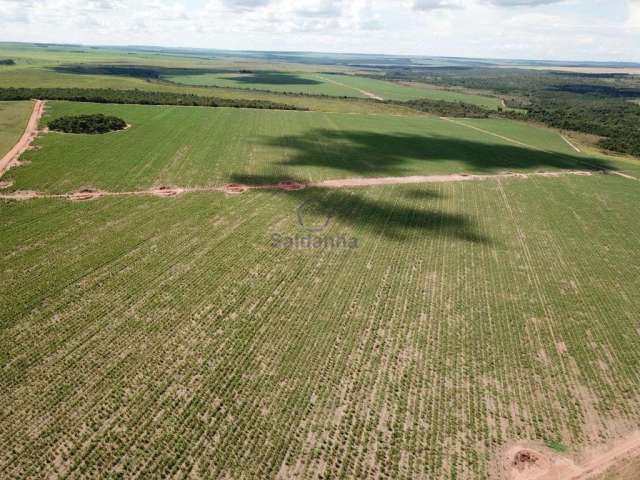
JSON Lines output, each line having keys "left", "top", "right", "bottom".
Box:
{"left": 166, "top": 71, "right": 504, "bottom": 108}
{"left": 317, "top": 74, "right": 504, "bottom": 108}
{"left": 0, "top": 100, "right": 33, "bottom": 158}
{"left": 165, "top": 71, "right": 365, "bottom": 97}
{"left": 1, "top": 101, "right": 610, "bottom": 194}
{"left": 2, "top": 172, "right": 640, "bottom": 479}
{"left": 1, "top": 42, "right": 640, "bottom": 480}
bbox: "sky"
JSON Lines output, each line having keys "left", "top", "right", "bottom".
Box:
{"left": 0, "top": 0, "right": 638, "bottom": 62}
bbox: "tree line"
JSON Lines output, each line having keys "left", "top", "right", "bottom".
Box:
{"left": 0, "top": 88, "right": 306, "bottom": 111}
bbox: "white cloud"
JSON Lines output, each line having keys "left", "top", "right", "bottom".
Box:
{"left": 411, "top": 0, "right": 465, "bottom": 11}
{"left": 629, "top": 0, "right": 640, "bottom": 29}
{"left": 0, "top": 0, "right": 636, "bottom": 62}
{"left": 486, "top": 0, "right": 568, "bottom": 5}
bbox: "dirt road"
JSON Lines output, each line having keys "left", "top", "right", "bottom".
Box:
{"left": 0, "top": 170, "right": 603, "bottom": 202}
{"left": 504, "top": 431, "right": 640, "bottom": 480}
{"left": 0, "top": 100, "right": 46, "bottom": 178}
{"left": 319, "top": 75, "right": 385, "bottom": 101}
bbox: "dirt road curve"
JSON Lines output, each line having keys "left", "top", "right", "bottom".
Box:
{"left": 505, "top": 431, "right": 640, "bottom": 480}
{"left": 0, "top": 100, "right": 46, "bottom": 178}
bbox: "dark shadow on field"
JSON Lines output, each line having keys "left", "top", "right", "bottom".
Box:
{"left": 52, "top": 64, "right": 224, "bottom": 79}
{"left": 264, "top": 129, "right": 614, "bottom": 176}
{"left": 224, "top": 72, "right": 322, "bottom": 86}
{"left": 230, "top": 173, "right": 489, "bottom": 244}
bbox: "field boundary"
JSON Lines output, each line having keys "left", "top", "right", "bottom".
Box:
{"left": 561, "top": 134, "right": 582, "bottom": 153}
{"left": 0, "top": 170, "right": 609, "bottom": 202}
{"left": 440, "top": 116, "right": 541, "bottom": 150}
{"left": 318, "top": 75, "right": 385, "bottom": 101}
{"left": 0, "top": 99, "right": 46, "bottom": 178}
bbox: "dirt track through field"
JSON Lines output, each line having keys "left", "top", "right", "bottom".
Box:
{"left": 440, "top": 117, "right": 541, "bottom": 150}
{"left": 560, "top": 135, "right": 582, "bottom": 153}
{"left": 319, "top": 75, "right": 385, "bottom": 101}
{"left": 0, "top": 170, "right": 614, "bottom": 202}
{"left": 0, "top": 100, "right": 46, "bottom": 178}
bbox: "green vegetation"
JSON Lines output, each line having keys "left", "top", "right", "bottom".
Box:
{"left": 544, "top": 438, "right": 568, "bottom": 453}
{"left": 0, "top": 100, "right": 33, "bottom": 158}
{"left": 2, "top": 174, "right": 640, "bottom": 479}
{"left": 525, "top": 96, "right": 640, "bottom": 157}
{"left": 48, "top": 114, "right": 127, "bottom": 134}
{"left": 378, "top": 66, "right": 640, "bottom": 157}
{"left": 4, "top": 101, "right": 610, "bottom": 193}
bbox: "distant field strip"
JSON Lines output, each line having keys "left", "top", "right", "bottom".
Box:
{"left": 164, "top": 71, "right": 367, "bottom": 98}
{"left": 3, "top": 101, "right": 612, "bottom": 194}
{"left": 2, "top": 175, "right": 640, "bottom": 479}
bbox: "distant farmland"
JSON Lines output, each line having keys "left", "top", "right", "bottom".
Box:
{"left": 165, "top": 70, "right": 504, "bottom": 108}
{"left": 164, "top": 71, "right": 364, "bottom": 97}
{"left": 3, "top": 101, "right": 601, "bottom": 194}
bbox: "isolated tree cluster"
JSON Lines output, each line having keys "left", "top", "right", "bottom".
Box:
{"left": 48, "top": 114, "right": 127, "bottom": 134}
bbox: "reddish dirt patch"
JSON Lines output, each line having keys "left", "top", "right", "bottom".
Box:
{"left": 513, "top": 450, "right": 542, "bottom": 472}
{"left": 69, "top": 188, "right": 103, "bottom": 201}
{"left": 278, "top": 181, "right": 306, "bottom": 191}
{"left": 0, "top": 180, "right": 13, "bottom": 189}
{"left": 223, "top": 183, "right": 249, "bottom": 194}
{"left": 151, "top": 186, "right": 183, "bottom": 197}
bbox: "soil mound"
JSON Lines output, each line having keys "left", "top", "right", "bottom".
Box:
{"left": 278, "top": 181, "right": 306, "bottom": 191}
{"left": 151, "top": 186, "right": 182, "bottom": 197}
{"left": 224, "top": 183, "right": 248, "bottom": 194}
{"left": 513, "top": 450, "right": 541, "bottom": 471}
{"left": 69, "top": 188, "right": 103, "bottom": 201}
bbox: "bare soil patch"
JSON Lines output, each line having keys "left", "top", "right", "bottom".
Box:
{"left": 223, "top": 183, "right": 249, "bottom": 194}
{"left": 0, "top": 180, "right": 13, "bottom": 189}
{"left": 150, "top": 186, "right": 183, "bottom": 197}
{"left": 278, "top": 181, "right": 306, "bottom": 191}
{"left": 68, "top": 188, "right": 104, "bottom": 202}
